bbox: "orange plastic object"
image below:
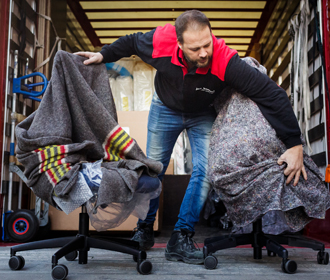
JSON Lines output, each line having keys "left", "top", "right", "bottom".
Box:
{"left": 325, "top": 164, "right": 330, "bottom": 183}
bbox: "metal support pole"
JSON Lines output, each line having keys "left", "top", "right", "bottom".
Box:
{"left": 8, "top": 50, "right": 19, "bottom": 211}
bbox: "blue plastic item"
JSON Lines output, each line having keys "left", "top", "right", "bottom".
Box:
{"left": 12, "top": 72, "right": 48, "bottom": 101}
{"left": 105, "top": 62, "right": 133, "bottom": 78}
{"left": 2, "top": 211, "right": 13, "bottom": 242}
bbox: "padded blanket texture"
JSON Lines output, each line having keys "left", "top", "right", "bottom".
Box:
{"left": 15, "top": 51, "right": 163, "bottom": 229}
{"left": 208, "top": 57, "right": 330, "bottom": 234}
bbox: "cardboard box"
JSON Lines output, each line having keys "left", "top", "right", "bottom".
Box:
{"left": 48, "top": 205, "right": 161, "bottom": 231}
{"left": 165, "top": 158, "right": 174, "bottom": 175}
{"left": 117, "top": 111, "right": 149, "bottom": 154}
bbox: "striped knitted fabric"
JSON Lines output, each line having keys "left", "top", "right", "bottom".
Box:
{"left": 103, "top": 125, "right": 134, "bottom": 161}
{"left": 33, "top": 145, "right": 71, "bottom": 187}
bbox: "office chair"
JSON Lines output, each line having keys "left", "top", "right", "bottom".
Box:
{"left": 8, "top": 174, "right": 161, "bottom": 280}
{"left": 203, "top": 217, "right": 329, "bottom": 273}
{"left": 8, "top": 204, "right": 152, "bottom": 280}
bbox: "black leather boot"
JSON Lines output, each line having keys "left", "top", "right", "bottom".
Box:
{"left": 131, "top": 222, "right": 155, "bottom": 250}
{"left": 165, "top": 229, "right": 204, "bottom": 264}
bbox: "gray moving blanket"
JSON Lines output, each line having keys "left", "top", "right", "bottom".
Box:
{"left": 15, "top": 51, "right": 163, "bottom": 229}
{"left": 208, "top": 57, "right": 330, "bottom": 235}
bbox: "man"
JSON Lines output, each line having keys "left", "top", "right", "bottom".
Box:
{"left": 76, "top": 10, "right": 306, "bottom": 264}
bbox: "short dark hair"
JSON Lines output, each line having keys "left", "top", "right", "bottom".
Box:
{"left": 175, "top": 10, "right": 211, "bottom": 44}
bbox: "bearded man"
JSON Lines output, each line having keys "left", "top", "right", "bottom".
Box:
{"left": 76, "top": 10, "right": 306, "bottom": 265}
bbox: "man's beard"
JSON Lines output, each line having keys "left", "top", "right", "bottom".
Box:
{"left": 184, "top": 53, "right": 212, "bottom": 68}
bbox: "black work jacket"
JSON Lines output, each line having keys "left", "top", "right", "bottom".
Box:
{"left": 100, "top": 24, "right": 301, "bottom": 148}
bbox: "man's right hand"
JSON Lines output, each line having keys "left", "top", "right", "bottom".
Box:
{"left": 277, "top": 144, "right": 307, "bottom": 186}
{"left": 74, "top": 51, "right": 103, "bottom": 65}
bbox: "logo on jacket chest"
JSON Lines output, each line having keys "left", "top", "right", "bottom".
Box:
{"left": 195, "top": 87, "right": 215, "bottom": 94}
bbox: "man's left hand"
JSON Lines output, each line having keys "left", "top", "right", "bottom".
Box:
{"left": 277, "top": 144, "right": 307, "bottom": 186}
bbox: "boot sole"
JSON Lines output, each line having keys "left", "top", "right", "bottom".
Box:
{"left": 165, "top": 251, "right": 204, "bottom": 264}
{"left": 137, "top": 241, "right": 155, "bottom": 251}
{"left": 139, "top": 243, "right": 154, "bottom": 251}
{"left": 131, "top": 237, "right": 154, "bottom": 251}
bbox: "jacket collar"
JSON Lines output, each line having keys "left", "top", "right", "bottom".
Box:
{"left": 171, "top": 44, "right": 183, "bottom": 67}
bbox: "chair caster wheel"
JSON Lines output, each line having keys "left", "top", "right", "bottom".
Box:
{"left": 317, "top": 251, "right": 329, "bottom": 265}
{"left": 281, "top": 259, "right": 297, "bottom": 274}
{"left": 9, "top": 255, "right": 25, "bottom": 270}
{"left": 267, "top": 250, "right": 276, "bottom": 257}
{"left": 133, "top": 252, "right": 146, "bottom": 263}
{"left": 65, "top": 250, "right": 78, "bottom": 261}
{"left": 204, "top": 255, "right": 218, "bottom": 269}
{"left": 137, "top": 260, "right": 152, "bottom": 275}
{"left": 52, "top": 264, "right": 68, "bottom": 280}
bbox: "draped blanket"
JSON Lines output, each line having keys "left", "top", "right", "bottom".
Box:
{"left": 208, "top": 57, "right": 330, "bottom": 234}
{"left": 15, "top": 51, "right": 163, "bottom": 213}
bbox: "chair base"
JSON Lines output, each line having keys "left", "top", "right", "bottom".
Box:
{"left": 8, "top": 206, "right": 152, "bottom": 279}
{"left": 203, "top": 219, "right": 329, "bottom": 273}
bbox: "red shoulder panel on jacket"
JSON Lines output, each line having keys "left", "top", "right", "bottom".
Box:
{"left": 211, "top": 35, "right": 238, "bottom": 81}
{"left": 152, "top": 24, "right": 178, "bottom": 58}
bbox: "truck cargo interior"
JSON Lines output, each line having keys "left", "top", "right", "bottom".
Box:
{"left": 0, "top": 1, "right": 330, "bottom": 279}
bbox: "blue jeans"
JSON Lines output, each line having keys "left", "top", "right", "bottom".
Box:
{"left": 138, "top": 93, "right": 216, "bottom": 232}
